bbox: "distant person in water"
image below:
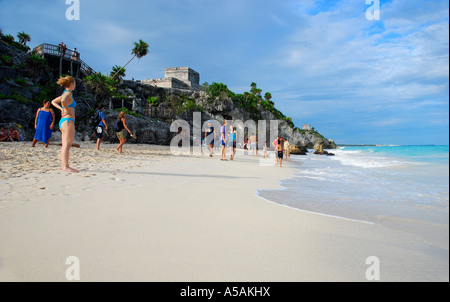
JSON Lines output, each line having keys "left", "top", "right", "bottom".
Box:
{"left": 115, "top": 111, "right": 132, "bottom": 153}
{"left": 51, "top": 75, "right": 78, "bottom": 173}
{"left": 32, "top": 99, "right": 55, "bottom": 148}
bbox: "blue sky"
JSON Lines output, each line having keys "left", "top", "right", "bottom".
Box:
{"left": 1, "top": 0, "right": 448, "bottom": 145}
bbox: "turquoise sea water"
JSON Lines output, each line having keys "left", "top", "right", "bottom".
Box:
{"left": 257, "top": 145, "right": 449, "bottom": 248}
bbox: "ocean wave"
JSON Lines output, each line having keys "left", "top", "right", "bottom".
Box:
{"left": 295, "top": 175, "right": 329, "bottom": 181}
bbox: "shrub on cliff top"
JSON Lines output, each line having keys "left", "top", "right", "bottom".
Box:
{"left": 205, "top": 82, "right": 233, "bottom": 99}
{"left": 84, "top": 72, "right": 117, "bottom": 102}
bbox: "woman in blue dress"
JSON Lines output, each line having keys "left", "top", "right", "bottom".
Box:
{"left": 32, "top": 99, "right": 55, "bottom": 148}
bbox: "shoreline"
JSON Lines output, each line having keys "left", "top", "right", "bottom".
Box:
{"left": 0, "top": 142, "right": 448, "bottom": 281}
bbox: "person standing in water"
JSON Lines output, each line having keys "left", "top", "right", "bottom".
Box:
{"left": 32, "top": 99, "right": 55, "bottom": 148}
{"left": 51, "top": 76, "right": 78, "bottom": 172}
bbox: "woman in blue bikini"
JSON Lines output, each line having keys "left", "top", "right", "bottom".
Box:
{"left": 51, "top": 76, "right": 78, "bottom": 173}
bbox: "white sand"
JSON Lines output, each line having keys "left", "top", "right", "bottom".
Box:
{"left": 0, "top": 142, "right": 448, "bottom": 281}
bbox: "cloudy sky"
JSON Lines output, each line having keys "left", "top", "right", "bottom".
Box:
{"left": 1, "top": 0, "right": 448, "bottom": 145}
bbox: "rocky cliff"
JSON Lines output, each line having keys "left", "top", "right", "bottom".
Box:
{"left": 0, "top": 40, "right": 337, "bottom": 150}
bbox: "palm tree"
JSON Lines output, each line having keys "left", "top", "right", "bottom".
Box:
{"left": 250, "top": 82, "right": 261, "bottom": 97}
{"left": 111, "top": 65, "right": 126, "bottom": 80}
{"left": 112, "top": 39, "right": 149, "bottom": 79}
{"left": 85, "top": 72, "right": 117, "bottom": 102}
{"left": 17, "top": 32, "right": 31, "bottom": 46}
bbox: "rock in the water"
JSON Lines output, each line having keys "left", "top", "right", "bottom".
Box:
{"left": 290, "top": 145, "right": 308, "bottom": 155}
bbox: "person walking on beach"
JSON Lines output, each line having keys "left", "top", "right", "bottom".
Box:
{"left": 284, "top": 139, "right": 291, "bottom": 160}
{"left": 204, "top": 120, "right": 216, "bottom": 157}
{"left": 51, "top": 75, "right": 78, "bottom": 173}
{"left": 229, "top": 126, "right": 237, "bottom": 160}
{"left": 263, "top": 142, "right": 269, "bottom": 159}
{"left": 95, "top": 104, "right": 108, "bottom": 151}
{"left": 249, "top": 133, "right": 258, "bottom": 157}
{"left": 32, "top": 99, "right": 55, "bottom": 148}
{"left": 220, "top": 120, "right": 227, "bottom": 161}
{"left": 114, "top": 111, "right": 132, "bottom": 153}
{"left": 277, "top": 137, "right": 284, "bottom": 168}
{"left": 272, "top": 136, "right": 279, "bottom": 164}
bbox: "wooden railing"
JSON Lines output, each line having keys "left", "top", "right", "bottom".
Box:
{"left": 33, "top": 43, "right": 96, "bottom": 77}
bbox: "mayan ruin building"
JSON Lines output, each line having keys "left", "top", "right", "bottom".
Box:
{"left": 142, "top": 67, "right": 201, "bottom": 91}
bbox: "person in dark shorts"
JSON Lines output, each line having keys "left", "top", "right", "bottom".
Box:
{"left": 229, "top": 126, "right": 237, "bottom": 160}
{"left": 220, "top": 120, "right": 227, "bottom": 161}
{"left": 277, "top": 137, "right": 284, "bottom": 168}
{"left": 95, "top": 104, "right": 108, "bottom": 151}
{"left": 115, "top": 111, "right": 132, "bottom": 153}
{"left": 204, "top": 121, "right": 216, "bottom": 157}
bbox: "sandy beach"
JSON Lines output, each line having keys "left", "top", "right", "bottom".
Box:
{"left": 0, "top": 141, "right": 448, "bottom": 282}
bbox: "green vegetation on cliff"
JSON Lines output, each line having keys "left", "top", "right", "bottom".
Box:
{"left": 202, "top": 81, "right": 294, "bottom": 128}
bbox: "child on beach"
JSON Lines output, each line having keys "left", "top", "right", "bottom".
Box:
{"left": 51, "top": 75, "right": 78, "bottom": 172}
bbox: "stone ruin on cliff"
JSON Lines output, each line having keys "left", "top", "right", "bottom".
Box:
{"left": 142, "top": 67, "right": 201, "bottom": 91}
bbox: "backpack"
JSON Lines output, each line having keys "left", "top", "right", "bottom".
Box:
{"left": 114, "top": 119, "right": 121, "bottom": 132}
{"left": 90, "top": 110, "right": 101, "bottom": 130}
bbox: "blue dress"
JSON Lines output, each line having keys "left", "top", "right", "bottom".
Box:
{"left": 34, "top": 110, "right": 53, "bottom": 143}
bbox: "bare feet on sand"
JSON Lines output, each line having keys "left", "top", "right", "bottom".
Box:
{"left": 61, "top": 167, "right": 79, "bottom": 173}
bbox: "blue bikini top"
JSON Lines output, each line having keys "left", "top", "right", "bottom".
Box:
{"left": 62, "top": 89, "right": 76, "bottom": 109}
